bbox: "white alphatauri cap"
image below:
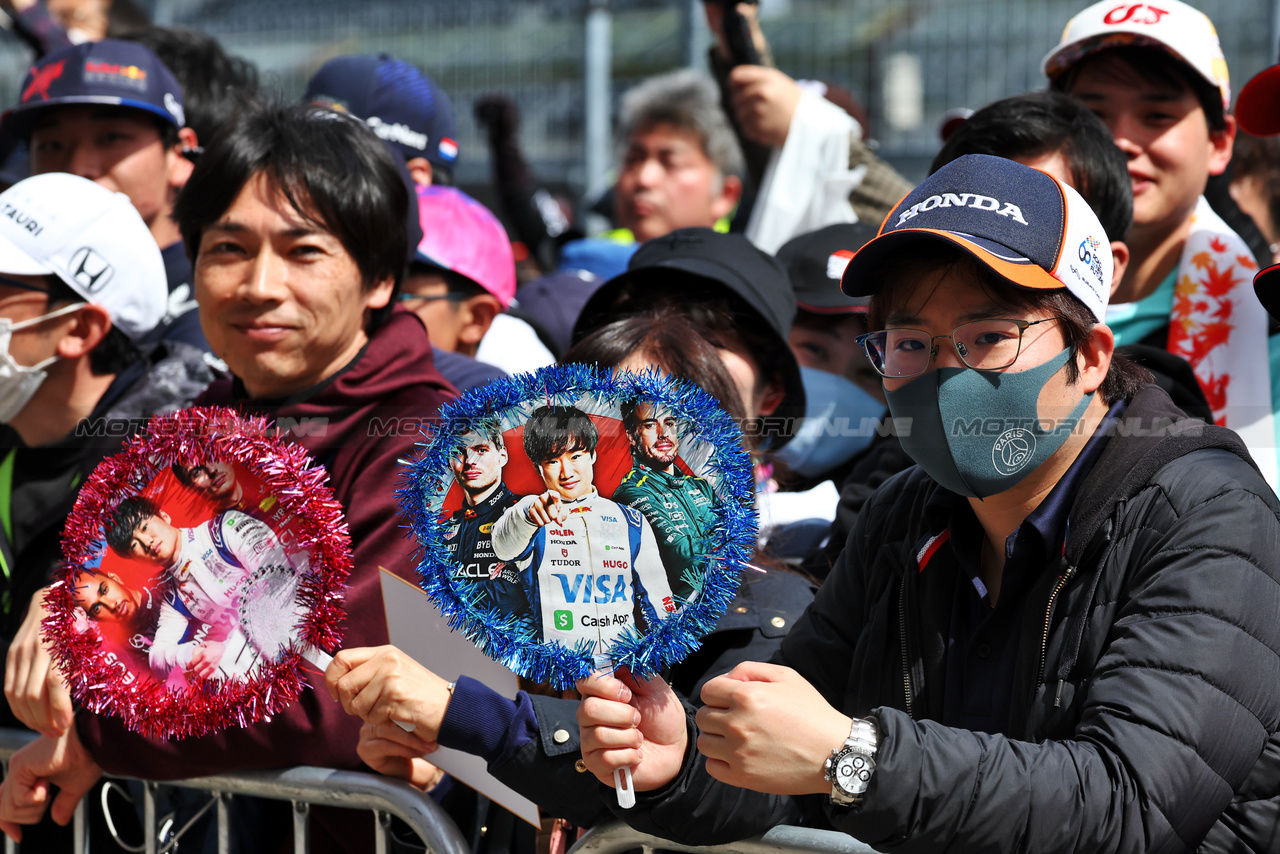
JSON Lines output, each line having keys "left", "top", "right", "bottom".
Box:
{"left": 0, "top": 173, "right": 166, "bottom": 341}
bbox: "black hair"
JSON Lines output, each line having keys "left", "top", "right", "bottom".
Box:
{"left": 1053, "top": 45, "right": 1228, "bottom": 132}
{"left": 174, "top": 99, "right": 408, "bottom": 330}
{"left": 170, "top": 462, "right": 197, "bottom": 488}
{"left": 565, "top": 307, "right": 747, "bottom": 424}
{"left": 522, "top": 405, "right": 598, "bottom": 464}
{"left": 119, "top": 26, "right": 259, "bottom": 145}
{"left": 44, "top": 277, "right": 141, "bottom": 376}
{"left": 931, "top": 90, "right": 1133, "bottom": 241}
{"left": 867, "top": 242, "right": 1151, "bottom": 404}
{"left": 620, "top": 399, "right": 645, "bottom": 439}
{"left": 104, "top": 0, "right": 151, "bottom": 37}
{"left": 581, "top": 272, "right": 791, "bottom": 408}
{"left": 105, "top": 495, "right": 161, "bottom": 556}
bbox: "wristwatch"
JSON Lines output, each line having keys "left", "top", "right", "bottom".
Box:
{"left": 823, "top": 717, "right": 878, "bottom": 806}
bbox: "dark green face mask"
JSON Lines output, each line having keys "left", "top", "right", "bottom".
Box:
{"left": 884, "top": 348, "right": 1093, "bottom": 499}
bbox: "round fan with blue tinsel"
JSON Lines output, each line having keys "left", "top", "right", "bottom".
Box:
{"left": 399, "top": 364, "right": 756, "bottom": 691}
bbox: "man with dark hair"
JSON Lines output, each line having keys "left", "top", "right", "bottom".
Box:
{"left": 170, "top": 461, "right": 243, "bottom": 510}
{"left": 0, "top": 172, "right": 211, "bottom": 731}
{"left": 0, "top": 100, "right": 455, "bottom": 850}
{"left": 119, "top": 25, "right": 259, "bottom": 146}
{"left": 577, "top": 154, "right": 1280, "bottom": 854}
{"left": 104, "top": 496, "right": 280, "bottom": 680}
{"left": 613, "top": 401, "right": 715, "bottom": 601}
{"left": 931, "top": 87, "right": 1213, "bottom": 425}
{"left": 1045, "top": 0, "right": 1277, "bottom": 490}
{"left": 2, "top": 38, "right": 207, "bottom": 349}
{"left": 492, "top": 405, "right": 676, "bottom": 656}
{"left": 443, "top": 425, "right": 533, "bottom": 632}
{"left": 932, "top": 90, "right": 1133, "bottom": 245}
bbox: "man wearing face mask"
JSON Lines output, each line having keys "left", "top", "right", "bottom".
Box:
{"left": 0, "top": 173, "right": 214, "bottom": 727}
{"left": 0, "top": 171, "right": 212, "bottom": 849}
{"left": 575, "top": 154, "right": 1280, "bottom": 854}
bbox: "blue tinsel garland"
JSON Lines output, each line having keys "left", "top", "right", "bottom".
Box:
{"left": 398, "top": 363, "right": 757, "bottom": 689}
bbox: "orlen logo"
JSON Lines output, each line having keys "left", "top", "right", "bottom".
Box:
{"left": 69, "top": 247, "right": 113, "bottom": 293}
{"left": 1102, "top": 4, "right": 1169, "bottom": 26}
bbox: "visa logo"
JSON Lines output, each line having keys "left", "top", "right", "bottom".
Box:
{"left": 553, "top": 573, "right": 630, "bottom": 604}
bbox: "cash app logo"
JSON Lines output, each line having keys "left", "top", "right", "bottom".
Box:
{"left": 553, "top": 610, "right": 574, "bottom": 631}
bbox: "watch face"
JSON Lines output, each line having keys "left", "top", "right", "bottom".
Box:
{"left": 836, "top": 753, "right": 873, "bottom": 792}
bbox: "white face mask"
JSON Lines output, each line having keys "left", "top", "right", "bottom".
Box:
{"left": 0, "top": 302, "right": 86, "bottom": 423}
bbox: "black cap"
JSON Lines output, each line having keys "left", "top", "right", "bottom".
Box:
{"left": 776, "top": 223, "right": 877, "bottom": 314}
{"left": 573, "top": 228, "right": 804, "bottom": 444}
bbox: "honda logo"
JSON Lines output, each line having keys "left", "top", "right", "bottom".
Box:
{"left": 69, "top": 247, "right": 113, "bottom": 293}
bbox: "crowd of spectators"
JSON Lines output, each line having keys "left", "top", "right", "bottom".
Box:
{"left": 0, "top": 0, "right": 1278, "bottom": 851}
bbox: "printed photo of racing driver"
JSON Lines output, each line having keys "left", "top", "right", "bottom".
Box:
{"left": 612, "top": 400, "right": 717, "bottom": 601}
{"left": 441, "top": 423, "right": 536, "bottom": 635}
{"left": 104, "top": 495, "right": 293, "bottom": 681}
{"left": 492, "top": 405, "right": 677, "bottom": 661}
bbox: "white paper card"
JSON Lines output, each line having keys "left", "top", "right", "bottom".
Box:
{"left": 379, "top": 568, "right": 541, "bottom": 827}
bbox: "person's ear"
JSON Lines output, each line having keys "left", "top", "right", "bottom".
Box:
{"left": 406, "top": 158, "right": 434, "bottom": 186}
{"left": 756, "top": 375, "right": 786, "bottom": 418}
{"left": 159, "top": 509, "right": 172, "bottom": 524}
{"left": 363, "top": 276, "right": 396, "bottom": 313}
{"left": 711, "top": 174, "right": 744, "bottom": 222}
{"left": 1077, "top": 322, "right": 1115, "bottom": 395}
{"left": 1108, "top": 240, "right": 1130, "bottom": 297}
{"left": 167, "top": 127, "right": 200, "bottom": 189}
{"left": 455, "top": 294, "right": 502, "bottom": 350}
{"left": 53, "top": 304, "right": 111, "bottom": 360}
{"left": 1207, "top": 114, "right": 1236, "bottom": 177}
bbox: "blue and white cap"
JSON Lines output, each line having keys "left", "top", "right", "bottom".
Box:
{"left": 2, "top": 39, "right": 185, "bottom": 137}
{"left": 841, "top": 154, "right": 1111, "bottom": 321}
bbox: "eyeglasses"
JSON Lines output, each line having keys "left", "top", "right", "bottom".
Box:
{"left": 855, "top": 317, "right": 1066, "bottom": 379}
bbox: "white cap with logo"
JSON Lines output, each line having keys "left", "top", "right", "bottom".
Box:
{"left": 1042, "top": 0, "right": 1230, "bottom": 111}
{"left": 0, "top": 173, "right": 166, "bottom": 341}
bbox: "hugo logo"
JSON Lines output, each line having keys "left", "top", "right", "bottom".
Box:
{"left": 69, "top": 247, "right": 114, "bottom": 293}
{"left": 1102, "top": 4, "right": 1169, "bottom": 25}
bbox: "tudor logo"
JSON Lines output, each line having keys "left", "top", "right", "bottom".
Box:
{"left": 895, "top": 193, "right": 1028, "bottom": 228}
{"left": 69, "top": 247, "right": 113, "bottom": 293}
{"left": 1102, "top": 4, "right": 1170, "bottom": 26}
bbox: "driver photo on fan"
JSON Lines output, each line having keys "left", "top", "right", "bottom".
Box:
{"left": 443, "top": 423, "right": 537, "bottom": 634}
{"left": 70, "top": 566, "right": 252, "bottom": 683}
{"left": 104, "top": 496, "right": 295, "bottom": 679}
{"left": 492, "top": 405, "right": 678, "bottom": 657}
{"left": 612, "top": 400, "right": 717, "bottom": 602}
{"left": 170, "top": 461, "right": 245, "bottom": 511}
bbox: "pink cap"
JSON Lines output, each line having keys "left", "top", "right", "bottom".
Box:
{"left": 415, "top": 185, "right": 516, "bottom": 308}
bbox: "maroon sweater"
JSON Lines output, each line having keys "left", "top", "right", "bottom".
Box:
{"left": 78, "top": 308, "right": 456, "bottom": 778}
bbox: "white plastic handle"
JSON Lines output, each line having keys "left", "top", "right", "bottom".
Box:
{"left": 614, "top": 766, "right": 636, "bottom": 809}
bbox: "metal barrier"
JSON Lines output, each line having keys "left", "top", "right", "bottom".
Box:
{"left": 0, "top": 728, "right": 471, "bottom": 854}
{"left": 568, "top": 821, "right": 877, "bottom": 854}
{"left": 0, "top": 726, "right": 883, "bottom": 854}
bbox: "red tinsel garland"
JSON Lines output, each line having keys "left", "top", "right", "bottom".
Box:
{"left": 48, "top": 406, "right": 353, "bottom": 739}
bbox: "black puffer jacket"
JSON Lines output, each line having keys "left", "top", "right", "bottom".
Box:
{"left": 617, "top": 386, "right": 1280, "bottom": 853}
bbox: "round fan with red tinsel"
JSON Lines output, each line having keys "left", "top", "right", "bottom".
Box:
{"left": 48, "top": 407, "right": 351, "bottom": 739}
